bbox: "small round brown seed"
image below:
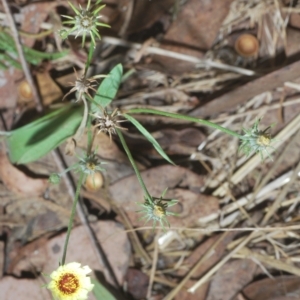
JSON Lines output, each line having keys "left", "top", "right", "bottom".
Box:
{"left": 85, "top": 172, "right": 104, "bottom": 191}
{"left": 234, "top": 34, "right": 259, "bottom": 57}
{"left": 19, "top": 80, "right": 33, "bottom": 100}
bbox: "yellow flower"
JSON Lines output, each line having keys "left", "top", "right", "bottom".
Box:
{"left": 47, "top": 262, "right": 94, "bottom": 300}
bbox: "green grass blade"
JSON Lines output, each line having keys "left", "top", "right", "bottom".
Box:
{"left": 92, "top": 279, "right": 116, "bottom": 300}
{"left": 124, "top": 113, "right": 175, "bottom": 165}
{"left": 127, "top": 108, "right": 243, "bottom": 139}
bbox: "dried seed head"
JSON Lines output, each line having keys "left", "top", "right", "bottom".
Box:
{"left": 62, "top": 69, "right": 98, "bottom": 102}
{"left": 92, "top": 108, "right": 127, "bottom": 140}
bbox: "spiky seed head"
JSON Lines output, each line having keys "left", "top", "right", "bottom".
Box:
{"left": 91, "top": 108, "right": 127, "bottom": 140}
{"left": 78, "top": 152, "right": 106, "bottom": 175}
{"left": 239, "top": 118, "right": 276, "bottom": 160}
{"left": 137, "top": 190, "right": 178, "bottom": 232}
{"left": 61, "top": 0, "right": 110, "bottom": 47}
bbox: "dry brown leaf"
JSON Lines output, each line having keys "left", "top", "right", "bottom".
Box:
{"left": 125, "top": 268, "right": 149, "bottom": 299}
{"left": 0, "top": 153, "right": 48, "bottom": 196}
{"left": 11, "top": 221, "right": 131, "bottom": 287}
{"left": 20, "top": 2, "right": 58, "bottom": 47}
{"left": 152, "top": 128, "right": 206, "bottom": 155}
{"left": 243, "top": 276, "right": 300, "bottom": 300}
{"left": 176, "top": 232, "right": 237, "bottom": 278}
{"left": 0, "top": 277, "right": 51, "bottom": 300}
{"left": 164, "top": 0, "right": 234, "bottom": 50}
{"left": 77, "top": 132, "right": 127, "bottom": 163}
{"left": 36, "top": 72, "right": 63, "bottom": 106}
{"left": 0, "top": 69, "right": 23, "bottom": 130}
{"left": 127, "top": 0, "right": 175, "bottom": 33}
{"left": 175, "top": 280, "right": 209, "bottom": 300}
{"left": 206, "top": 259, "right": 257, "bottom": 300}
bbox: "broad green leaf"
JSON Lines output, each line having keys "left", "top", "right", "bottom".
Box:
{"left": 92, "top": 279, "right": 116, "bottom": 300}
{"left": 7, "top": 104, "right": 83, "bottom": 164}
{"left": 124, "top": 114, "right": 175, "bottom": 165}
{"left": 91, "top": 64, "right": 123, "bottom": 113}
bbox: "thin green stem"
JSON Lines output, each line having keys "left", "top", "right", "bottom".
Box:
{"left": 127, "top": 108, "right": 243, "bottom": 139}
{"left": 116, "top": 129, "right": 152, "bottom": 202}
{"left": 85, "top": 40, "right": 95, "bottom": 76}
{"left": 74, "top": 95, "right": 89, "bottom": 141}
{"left": 61, "top": 172, "right": 85, "bottom": 265}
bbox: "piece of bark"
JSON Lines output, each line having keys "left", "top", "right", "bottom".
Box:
{"left": 191, "top": 60, "right": 300, "bottom": 118}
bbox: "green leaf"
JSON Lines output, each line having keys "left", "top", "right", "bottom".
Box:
{"left": 91, "top": 64, "right": 123, "bottom": 113}
{"left": 7, "top": 104, "right": 83, "bottom": 164}
{"left": 0, "top": 31, "right": 68, "bottom": 68}
{"left": 124, "top": 113, "right": 175, "bottom": 165}
{"left": 92, "top": 279, "right": 116, "bottom": 300}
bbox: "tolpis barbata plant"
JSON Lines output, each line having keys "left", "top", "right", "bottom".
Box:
{"left": 1, "top": 1, "right": 277, "bottom": 299}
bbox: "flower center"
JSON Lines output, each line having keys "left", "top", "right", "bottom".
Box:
{"left": 105, "top": 119, "right": 114, "bottom": 128}
{"left": 58, "top": 273, "right": 79, "bottom": 295}
{"left": 256, "top": 134, "right": 271, "bottom": 146}
{"left": 153, "top": 205, "right": 165, "bottom": 218}
{"left": 86, "top": 162, "right": 96, "bottom": 170}
{"left": 80, "top": 16, "right": 93, "bottom": 29}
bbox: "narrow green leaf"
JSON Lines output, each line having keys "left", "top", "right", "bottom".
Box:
{"left": 124, "top": 113, "right": 175, "bottom": 165}
{"left": 7, "top": 104, "right": 83, "bottom": 164}
{"left": 92, "top": 279, "right": 116, "bottom": 300}
{"left": 91, "top": 64, "right": 123, "bottom": 113}
{"left": 0, "top": 31, "right": 68, "bottom": 67}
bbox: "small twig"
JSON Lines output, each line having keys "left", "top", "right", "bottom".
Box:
{"left": 101, "top": 36, "right": 255, "bottom": 76}
{"left": 261, "top": 158, "right": 300, "bottom": 225}
{"left": 1, "top": 0, "right": 43, "bottom": 112}
{"left": 147, "top": 229, "right": 161, "bottom": 299}
{"left": 123, "top": 225, "right": 300, "bottom": 234}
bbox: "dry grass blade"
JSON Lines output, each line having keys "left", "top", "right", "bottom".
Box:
{"left": 188, "top": 232, "right": 257, "bottom": 293}
{"left": 163, "top": 231, "right": 232, "bottom": 300}
{"left": 147, "top": 229, "right": 161, "bottom": 299}
{"left": 238, "top": 247, "right": 300, "bottom": 276}
{"left": 261, "top": 158, "right": 300, "bottom": 225}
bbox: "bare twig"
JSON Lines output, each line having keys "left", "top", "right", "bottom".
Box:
{"left": 101, "top": 36, "right": 255, "bottom": 76}
{"left": 1, "top": 0, "right": 43, "bottom": 112}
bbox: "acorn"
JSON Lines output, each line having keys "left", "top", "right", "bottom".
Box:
{"left": 85, "top": 172, "right": 104, "bottom": 192}
{"left": 234, "top": 34, "right": 259, "bottom": 58}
